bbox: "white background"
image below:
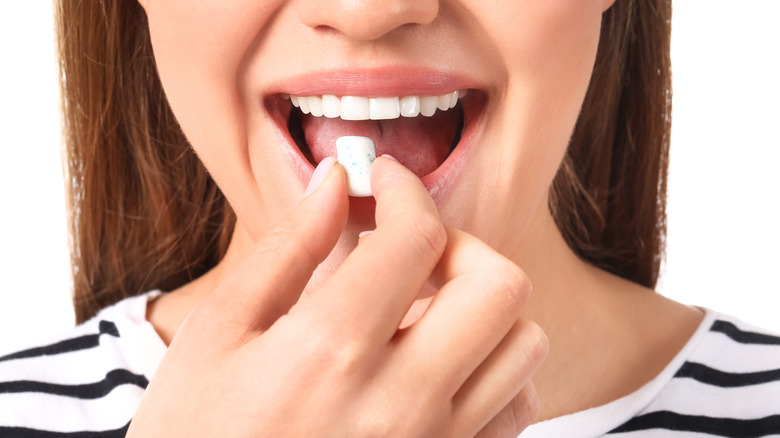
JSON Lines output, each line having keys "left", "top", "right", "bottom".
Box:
{"left": 0, "top": 2, "right": 778, "bottom": 355}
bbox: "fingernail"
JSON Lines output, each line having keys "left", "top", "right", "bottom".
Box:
{"left": 358, "top": 230, "right": 374, "bottom": 239}
{"left": 304, "top": 156, "right": 336, "bottom": 198}
{"left": 380, "top": 154, "right": 398, "bottom": 162}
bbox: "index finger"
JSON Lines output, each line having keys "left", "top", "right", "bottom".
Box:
{"left": 306, "top": 156, "right": 447, "bottom": 344}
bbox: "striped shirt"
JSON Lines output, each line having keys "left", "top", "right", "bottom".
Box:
{"left": 522, "top": 309, "right": 780, "bottom": 437}
{"left": 0, "top": 291, "right": 165, "bottom": 437}
{"left": 1, "top": 291, "right": 779, "bottom": 437}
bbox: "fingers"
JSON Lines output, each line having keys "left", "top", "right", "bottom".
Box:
{"left": 452, "top": 319, "right": 547, "bottom": 437}
{"left": 371, "top": 156, "right": 440, "bottom": 228}
{"left": 394, "top": 227, "right": 534, "bottom": 392}
{"left": 190, "top": 160, "right": 349, "bottom": 338}
{"left": 306, "top": 156, "right": 447, "bottom": 343}
{"left": 473, "top": 384, "right": 540, "bottom": 438}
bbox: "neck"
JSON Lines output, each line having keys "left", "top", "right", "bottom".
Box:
{"left": 513, "top": 204, "right": 702, "bottom": 421}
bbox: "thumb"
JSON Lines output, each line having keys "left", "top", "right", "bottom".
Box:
{"left": 191, "top": 158, "right": 349, "bottom": 339}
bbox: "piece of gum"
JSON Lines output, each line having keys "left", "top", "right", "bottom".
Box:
{"left": 336, "top": 136, "right": 376, "bottom": 197}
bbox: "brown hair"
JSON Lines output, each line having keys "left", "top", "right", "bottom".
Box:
{"left": 56, "top": 0, "right": 235, "bottom": 323}
{"left": 56, "top": 0, "right": 671, "bottom": 323}
{"left": 550, "top": 0, "right": 672, "bottom": 289}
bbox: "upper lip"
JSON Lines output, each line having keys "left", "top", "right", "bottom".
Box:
{"left": 263, "top": 66, "right": 484, "bottom": 98}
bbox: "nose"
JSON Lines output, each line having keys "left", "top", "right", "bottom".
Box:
{"left": 297, "top": 0, "right": 439, "bottom": 41}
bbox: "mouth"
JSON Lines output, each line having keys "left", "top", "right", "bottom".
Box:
{"left": 265, "top": 69, "right": 487, "bottom": 197}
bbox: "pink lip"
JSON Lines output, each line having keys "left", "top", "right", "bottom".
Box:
{"left": 265, "top": 66, "right": 481, "bottom": 97}
{"left": 264, "top": 66, "right": 487, "bottom": 204}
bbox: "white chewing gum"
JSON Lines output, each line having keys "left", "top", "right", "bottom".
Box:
{"left": 336, "top": 136, "right": 376, "bottom": 197}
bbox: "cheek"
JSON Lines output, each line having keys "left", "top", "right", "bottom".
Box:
{"left": 503, "top": 0, "right": 604, "bottom": 174}
{"left": 146, "top": 1, "right": 257, "bottom": 149}
{"left": 469, "top": 0, "right": 603, "bottom": 59}
{"left": 144, "top": 1, "right": 285, "bottom": 236}
{"left": 447, "top": 1, "right": 604, "bottom": 250}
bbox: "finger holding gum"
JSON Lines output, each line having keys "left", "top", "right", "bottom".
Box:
{"left": 336, "top": 136, "right": 376, "bottom": 197}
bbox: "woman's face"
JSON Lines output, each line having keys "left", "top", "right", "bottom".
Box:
{"left": 141, "top": 0, "right": 611, "bottom": 274}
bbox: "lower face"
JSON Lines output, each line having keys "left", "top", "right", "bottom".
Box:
{"left": 143, "top": 0, "right": 607, "bottom": 285}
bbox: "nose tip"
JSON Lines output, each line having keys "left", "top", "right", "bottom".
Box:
{"left": 297, "top": 0, "right": 439, "bottom": 41}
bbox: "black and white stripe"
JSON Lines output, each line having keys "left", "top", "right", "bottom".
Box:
{"left": 710, "top": 320, "right": 780, "bottom": 346}
{"left": 2, "top": 295, "right": 779, "bottom": 438}
{"left": 606, "top": 318, "right": 780, "bottom": 437}
{"left": 674, "top": 361, "right": 780, "bottom": 388}
{"left": 610, "top": 411, "right": 780, "bottom": 438}
{"left": 0, "top": 320, "right": 120, "bottom": 363}
{"left": 521, "top": 313, "right": 780, "bottom": 437}
{"left": 0, "top": 292, "right": 165, "bottom": 436}
{"left": 0, "top": 369, "right": 148, "bottom": 399}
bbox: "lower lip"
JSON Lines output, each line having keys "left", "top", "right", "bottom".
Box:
{"left": 267, "top": 94, "right": 484, "bottom": 205}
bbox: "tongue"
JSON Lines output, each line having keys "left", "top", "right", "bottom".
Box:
{"left": 301, "top": 109, "right": 459, "bottom": 177}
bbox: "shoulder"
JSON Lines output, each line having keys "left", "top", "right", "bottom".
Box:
{"left": 610, "top": 311, "right": 780, "bottom": 436}
{"left": 0, "top": 291, "right": 167, "bottom": 435}
{"left": 517, "top": 310, "right": 780, "bottom": 438}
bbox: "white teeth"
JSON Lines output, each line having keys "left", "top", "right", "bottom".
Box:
{"left": 369, "top": 97, "right": 401, "bottom": 120}
{"left": 400, "top": 96, "right": 420, "bottom": 117}
{"left": 308, "top": 96, "right": 323, "bottom": 117}
{"left": 420, "top": 96, "right": 438, "bottom": 117}
{"left": 298, "top": 96, "right": 311, "bottom": 114}
{"left": 437, "top": 91, "right": 458, "bottom": 111}
{"left": 340, "top": 96, "right": 370, "bottom": 120}
{"left": 322, "top": 95, "right": 340, "bottom": 118}
{"left": 448, "top": 91, "right": 458, "bottom": 109}
{"left": 287, "top": 90, "right": 467, "bottom": 120}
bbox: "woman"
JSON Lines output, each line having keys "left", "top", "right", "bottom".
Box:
{"left": 1, "top": 0, "right": 778, "bottom": 437}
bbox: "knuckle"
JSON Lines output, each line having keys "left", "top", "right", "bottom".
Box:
{"left": 403, "top": 212, "right": 447, "bottom": 259}
{"left": 303, "top": 315, "right": 368, "bottom": 376}
{"left": 492, "top": 260, "right": 532, "bottom": 310}
{"left": 527, "top": 321, "right": 550, "bottom": 365}
{"left": 516, "top": 319, "right": 549, "bottom": 369}
{"left": 511, "top": 384, "right": 540, "bottom": 431}
{"left": 331, "top": 337, "right": 367, "bottom": 376}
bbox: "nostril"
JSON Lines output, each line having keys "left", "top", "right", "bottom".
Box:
{"left": 312, "top": 25, "right": 338, "bottom": 35}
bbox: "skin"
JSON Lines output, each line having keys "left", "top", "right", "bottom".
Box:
{"left": 134, "top": 0, "right": 704, "bottom": 434}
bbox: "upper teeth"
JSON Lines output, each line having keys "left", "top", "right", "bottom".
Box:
{"left": 287, "top": 90, "right": 467, "bottom": 120}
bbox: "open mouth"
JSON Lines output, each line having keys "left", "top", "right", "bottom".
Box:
{"left": 268, "top": 86, "right": 486, "bottom": 184}
{"left": 287, "top": 92, "right": 469, "bottom": 177}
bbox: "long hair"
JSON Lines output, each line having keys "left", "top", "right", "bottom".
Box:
{"left": 56, "top": 0, "right": 671, "bottom": 323}
{"left": 550, "top": 0, "right": 672, "bottom": 289}
{"left": 56, "top": 0, "right": 235, "bottom": 323}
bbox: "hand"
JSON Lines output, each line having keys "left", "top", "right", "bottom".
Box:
{"left": 127, "top": 157, "right": 548, "bottom": 438}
